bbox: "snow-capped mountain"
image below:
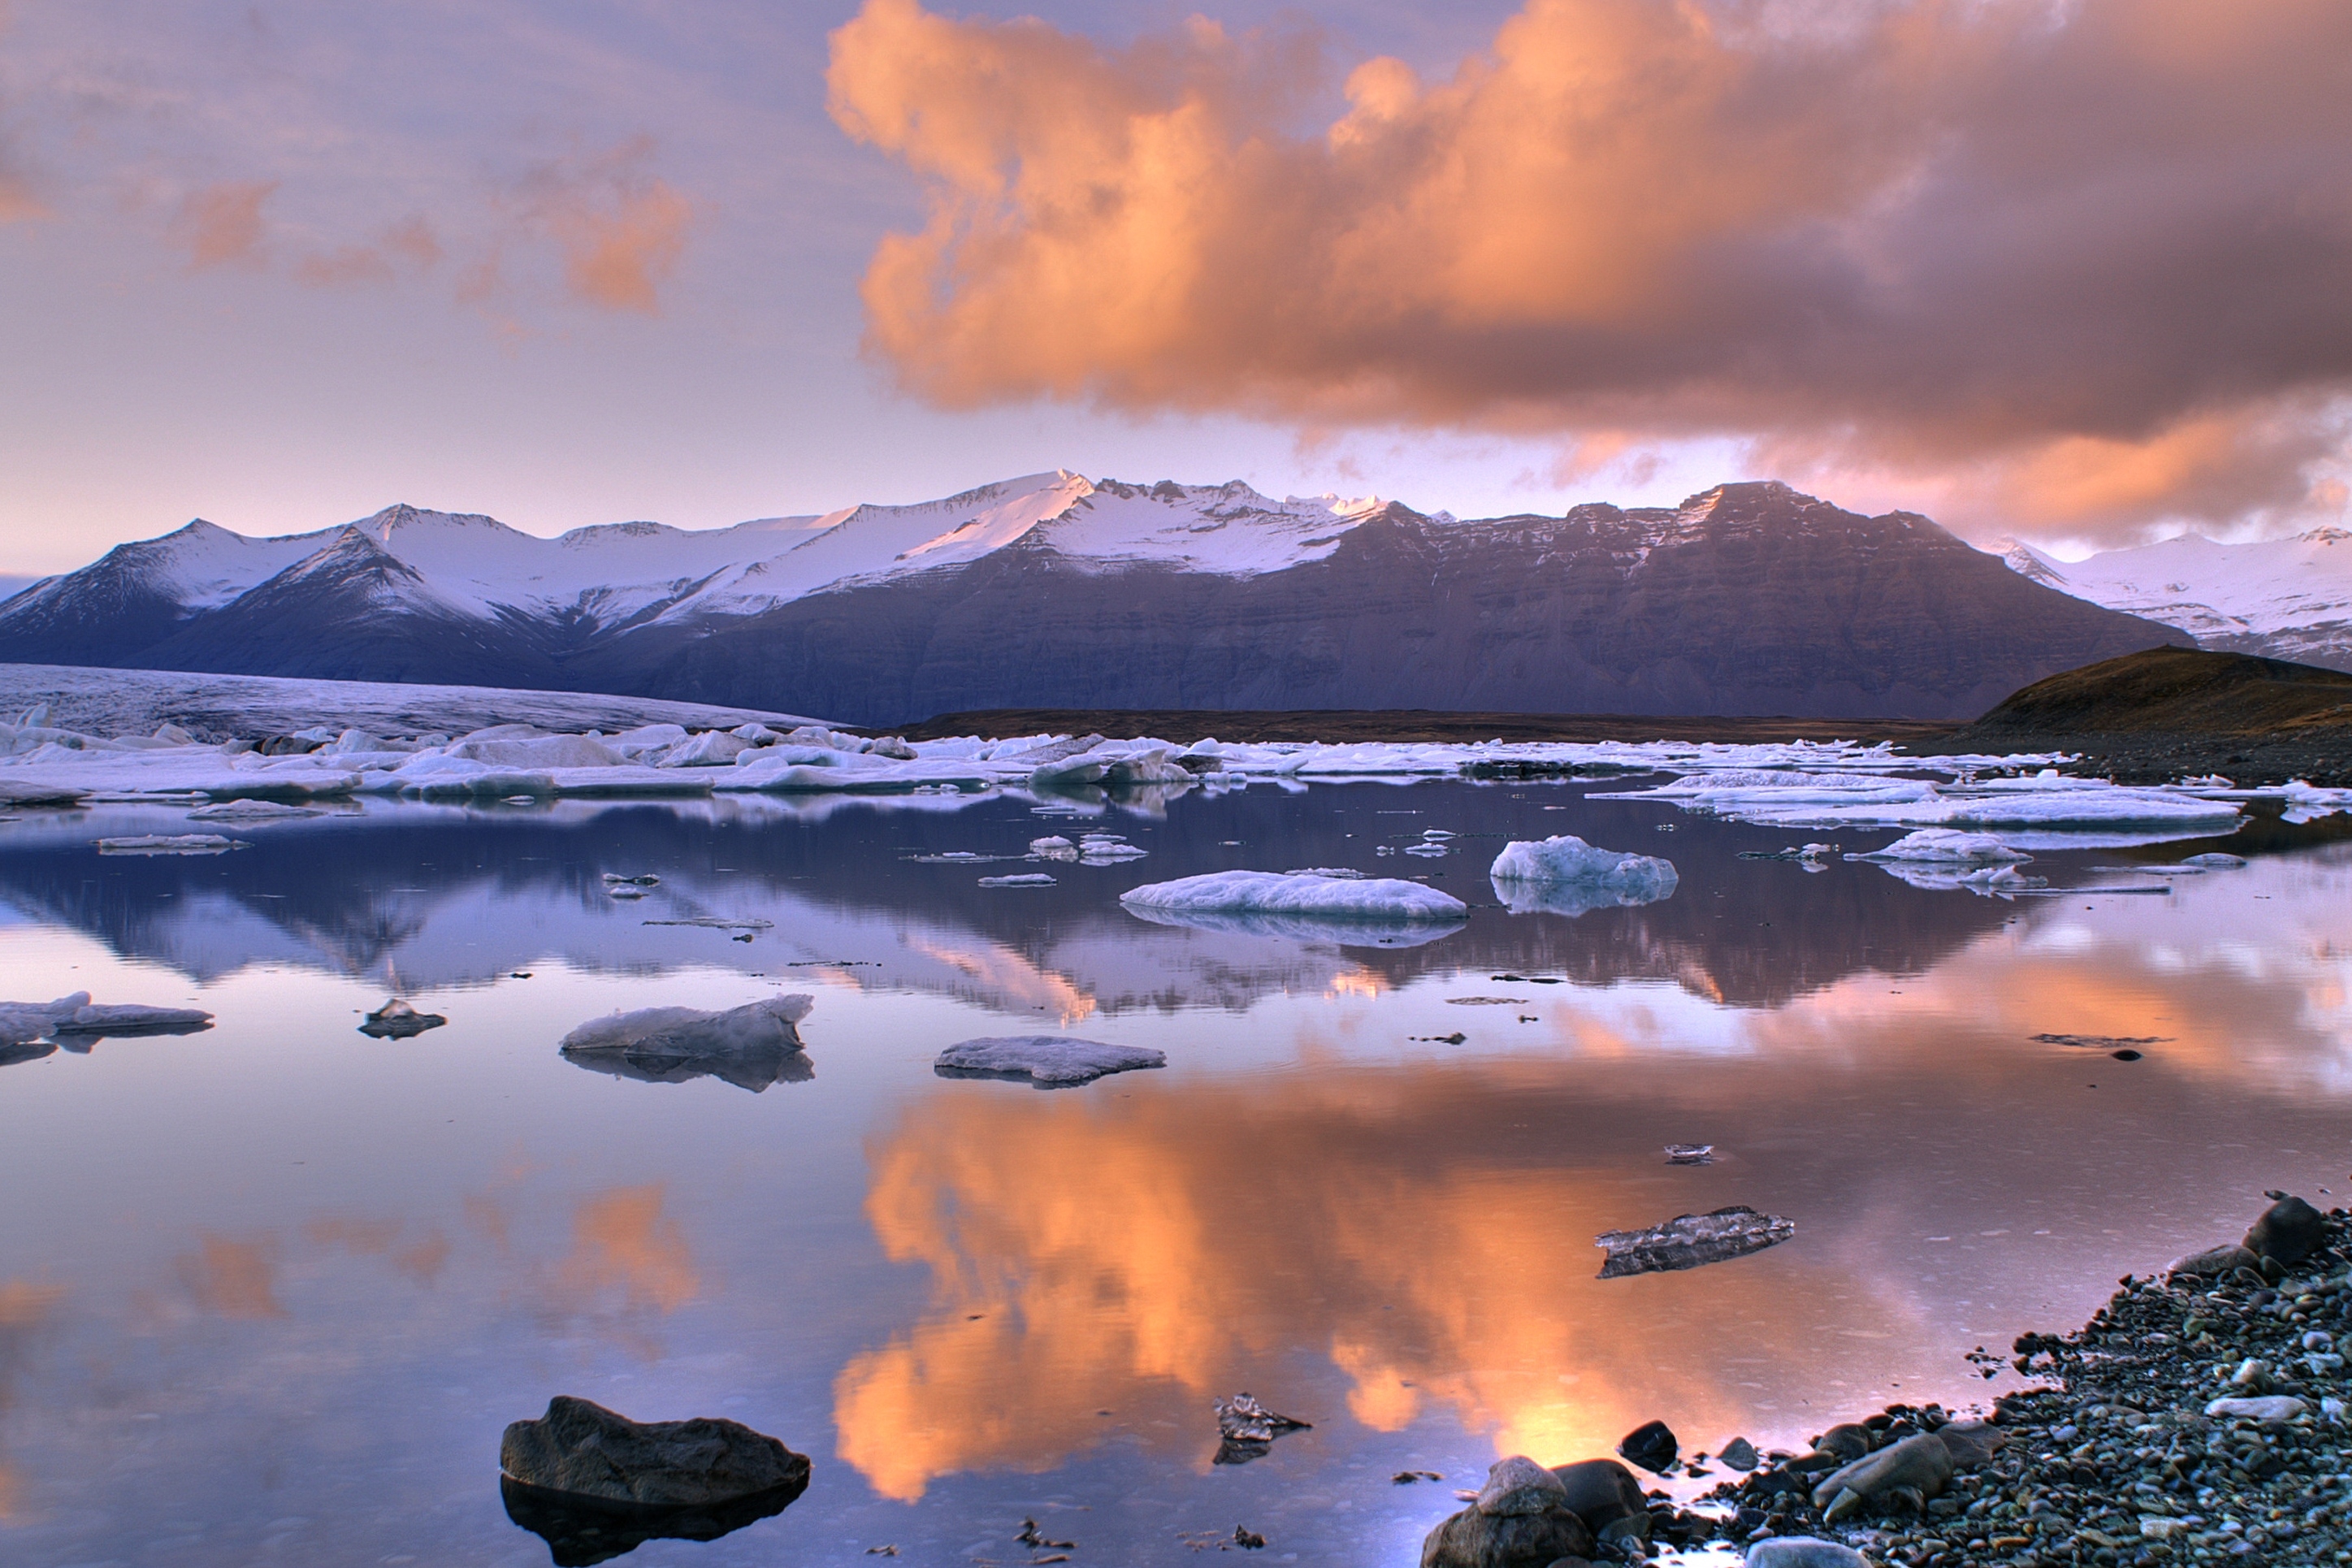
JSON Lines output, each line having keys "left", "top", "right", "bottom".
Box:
{"left": 1999, "top": 529, "right": 2352, "bottom": 673}
{"left": 0, "top": 474, "right": 2173, "bottom": 723}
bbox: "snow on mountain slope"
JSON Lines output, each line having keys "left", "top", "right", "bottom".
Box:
{"left": 1999, "top": 528, "right": 2352, "bottom": 671}
{"left": 0, "top": 472, "right": 1392, "bottom": 637}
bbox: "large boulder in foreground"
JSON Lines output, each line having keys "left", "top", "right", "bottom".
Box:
{"left": 500, "top": 1396, "right": 810, "bottom": 1510}
{"left": 1420, "top": 1455, "right": 1596, "bottom": 1567}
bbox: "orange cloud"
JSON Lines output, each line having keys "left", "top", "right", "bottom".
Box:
{"left": 0, "top": 1280, "right": 64, "bottom": 1522}
{"left": 169, "top": 180, "right": 275, "bottom": 271}
{"left": 517, "top": 141, "right": 696, "bottom": 315}
{"left": 829, "top": 0, "right": 2352, "bottom": 540}
{"left": 554, "top": 1185, "right": 700, "bottom": 1315}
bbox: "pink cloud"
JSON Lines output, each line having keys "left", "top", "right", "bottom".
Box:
{"left": 169, "top": 179, "right": 274, "bottom": 270}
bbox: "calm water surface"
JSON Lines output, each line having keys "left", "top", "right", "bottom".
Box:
{"left": 2, "top": 781, "right": 2350, "bottom": 1566}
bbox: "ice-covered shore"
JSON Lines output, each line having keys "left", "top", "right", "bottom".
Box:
{"left": 0, "top": 667, "right": 2343, "bottom": 831}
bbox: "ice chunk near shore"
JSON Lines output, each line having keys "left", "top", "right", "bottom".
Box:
{"left": 1596, "top": 1206, "right": 1795, "bottom": 1278}
{"left": 1846, "top": 829, "right": 2032, "bottom": 864}
{"left": 933, "top": 1035, "right": 1165, "bottom": 1088}
{"left": 1488, "top": 835, "right": 1678, "bottom": 916}
{"left": 1, "top": 993, "right": 214, "bottom": 1042}
{"left": 185, "top": 798, "right": 322, "bottom": 821}
{"left": 1120, "top": 870, "right": 1469, "bottom": 921}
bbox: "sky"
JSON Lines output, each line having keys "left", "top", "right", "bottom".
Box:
{"left": 0, "top": 0, "right": 2347, "bottom": 574}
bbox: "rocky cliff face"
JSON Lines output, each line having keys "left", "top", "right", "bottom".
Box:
{"left": 0, "top": 479, "right": 2174, "bottom": 723}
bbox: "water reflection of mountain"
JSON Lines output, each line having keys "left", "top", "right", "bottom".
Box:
{"left": 0, "top": 786, "right": 2096, "bottom": 1009}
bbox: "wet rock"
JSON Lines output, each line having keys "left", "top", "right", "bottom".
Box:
{"left": 499, "top": 1396, "right": 810, "bottom": 1511}
{"left": 1478, "top": 1455, "right": 1570, "bottom": 1515}
{"left": 1810, "top": 1432, "right": 1952, "bottom": 1520}
{"left": 1549, "top": 1458, "right": 1648, "bottom": 1535}
{"left": 1596, "top": 1206, "right": 1795, "bottom": 1278}
{"left": 1811, "top": 1424, "right": 1876, "bottom": 1465}
{"left": 1718, "top": 1437, "right": 1760, "bottom": 1472}
{"left": 2169, "top": 1242, "right": 2259, "bottom": 1277}
{"left": 1618, "top": 1419, "right": 1678, "bottom": 1474}
{"left": 933, "top": 1035, "right": 1165, "bottom": 1088}
{"left": 2245, "top": 1193, "right": 2326, "bottom": 1263}
{"left": 1929, "top": 1419, "right": 2004, "bottom": 1469}
{"left": 1744, "top": 1540, "right": 1869, "bottom": 1568}
{"left": 359, "top": 998, "right": 447, "bottom": 1039}
{"left": 1420, "top": 1457, "right": 1596, "bottom": 1568}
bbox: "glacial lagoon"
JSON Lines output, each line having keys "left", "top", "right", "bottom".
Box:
{"left": 2, "top": 778, "right": 2350, "bottom": 1566}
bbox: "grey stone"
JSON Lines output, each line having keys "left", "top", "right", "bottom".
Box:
{"left": 1478, "top": 1455, "right": 1570, "bottom": 1516}
{"left": 499, "top": 1395, "right": 810, "bottom": 1509}
{"left": 359, "top": 998, "right": 447, "bottom": 1039}
{"left": 2204, "top": 1395, "right": 2308, "bottom": 1423}
{"left": 1813, "top": 1423, "right": 1877, "bottom": 1464}
{"left": 1548, "top": 1458, "right": 1647, "bottom": 1534}
{"left": 1810, "top": 1432, "right": 1953, "bottom": 1517}
{"left": 2246, "top": 1196, "right": 2326, "bottom": 1264}
{"left": 1931, "top": 1419, "right": 2006, "bottom": 1469}
{"left": 1718, "top": 1436, "right": 1760, "bottom": 1472}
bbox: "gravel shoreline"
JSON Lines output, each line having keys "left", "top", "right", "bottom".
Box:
{"left": 1423, "top": 1196, "right": 2352, "bottom": 1566}
{"left": 1701, "top": 1196, "right": 2352, "bottom": 1566}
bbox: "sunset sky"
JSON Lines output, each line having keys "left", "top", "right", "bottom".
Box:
{"left": 1, "top": 0, "right": 2346, "bottom": 571}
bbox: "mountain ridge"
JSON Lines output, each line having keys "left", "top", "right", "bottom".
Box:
{"left": 0, "top": 474, "right": 2177, "bottom": 725}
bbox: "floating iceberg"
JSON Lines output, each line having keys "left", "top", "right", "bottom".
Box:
{"left": 1488, "top": 835, "right": 1678, "bottom": 916}
{"left": 558, "top": 994, "right": 813, "bottom": 1086}
{"left": 96, "top": 834, "right": 246, "bottom": 856}
{"left": 1597, "top": 768, "right": 2242, "bottom": 835}
{"left": 185, "top": 799, "right": 323, "bottom": 821}
{"left": 1120, "top": 870, "right": 1467, "bottom": 921}
{"left": 0, "top": 993, "right": 214, "bottom": 1043}
{"left": 1845, "top": 829, "right": 2032, "bottom": 864}
{"left": 933, "top": 1035, "right": 1166, "bottom": 1088}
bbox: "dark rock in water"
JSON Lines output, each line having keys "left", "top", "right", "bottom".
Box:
{"left": 2246, "top": 1194, "right": 2326, "bottom": 1263}
{"left": 1421, "top": 1456, "right": 1596, "bottom": 1568}
{"left": 1212, "top": 1393, "right": 1309, "bottom": 1466}
{"left": 359, "top": 998, "right": 447, "bottom": 1039}
{"left": 1618, "top": 1419, "right": 1678, "bottom": 1474}
{"left": 1809, "top": 1432, "right": 1953, "bottom": 1521}
{"left": 1596, "top": 1206, "right": 1795, "bottom": 1278}
{"left": 1550, "top": 1457, "right": 1648, "bottom": 1535}
{"left": 1717, "top": 1436, "right": 1759, "bottom": 1472}
{"left": 499, "top": 1396, "right": 811, "bottom": 1510}
{"left": 500, "top": 1473, "right": 802, "bottom": 1567}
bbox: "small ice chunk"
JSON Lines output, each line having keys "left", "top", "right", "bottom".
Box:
{"left": 1029, "top": 835, "right": 1080, "bottom": 860}
{"left": 0, "top": 992, "right": 91, "bottom": 1045}
{"left": 1846, "top": 829, "right": 2031, "bottom": 864}
{"left": 1280, "top": 867, "right": 1367, "bottom": 879}
{"left": 2181, "top": 851, "right": 2247, "bottom": 868}
{"left": 96, "top": 834, "right": 246, "bottom": 855}
{"left": 186, "top": 799, "right": 321, "bottom": 821}
{"left": 1665, "top": 1144, "right": 1715, "bottom": 1164}
{"left": 601, "top": 873, "right": 661, "bottom": 886}
{"left": 1120, "top": 871, "right": 1468, "bottom": 920}
{"left": 933, "top": 1035, "right": 1164, "bottom": 1087}
{"left": 978, "top": 873, "right": 1057, "bottom": 887}
{"left": 1488, "top": 834, "right": 1677, "bottom": 915}
{"left": 54, "top": 1002, "right": 214, "bottom": 1033}
{"left": 559, "top": 994, "right": 812, "bottom": 1063}
{"left": 359, "top": 998, "right": 447, "bottom": 1038}
{"left": 641, "top": 917, "right": 774, "bottom": 930}
{"left": 1596, "top": 1206, "right": 1795, "bottom": 1278}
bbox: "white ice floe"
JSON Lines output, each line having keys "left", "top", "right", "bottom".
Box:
{"left": 184, "top": 798, "right": 324, "bottom": 821}
{"left": 1029, "top": 835, "right": 1080, "bottom": 860}
{"left": 1844, "top": 829, "right": 2034, "bottom": 865}
{"left": 933, "top": 1035, "right": 1165, "bottom": 1087}
{"left": 1488, "top": 835, "right": 1679, "bottom": 918}
{"left": 1120, "top": 870, "right": 1468, "bottom": 921}
{"left": 1869, "top": 862, "right": 2051, "bottom": 897}
{"left": 0, "top": 992, "right": 214, "bottom": 1043}
{"left": 96, "top": 834, "right": 246, "bottom": 855}
{"left": 558, "top": 994, "right": 812, "bottom": 1061}
{"left": 978, "top": 873, "right": 1057, "bottom": 887}
{"left": 1594, "top": 767, "right": 2242, "bottom": 835}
